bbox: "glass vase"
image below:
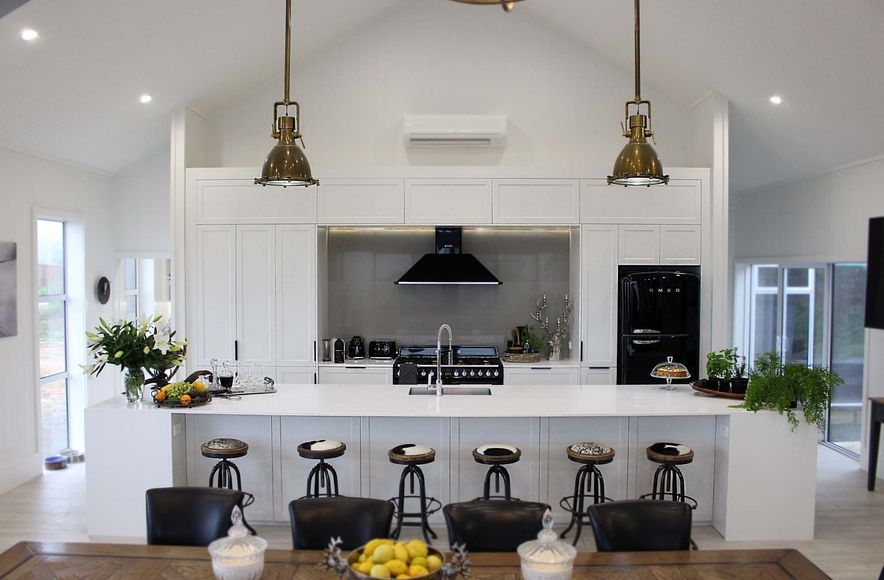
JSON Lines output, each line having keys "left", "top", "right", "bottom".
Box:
{"left": 124, "top": 367, "right": 145, "bottom": 402}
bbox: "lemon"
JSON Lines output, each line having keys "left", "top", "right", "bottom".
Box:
{"left": 407, "top": 564, "right": 429, "bottom": 577}
{"left": 364, "top": 539, "right": 384, "bottom": 557}
{"left": 370, "top": 564, "right": 392, "bottom": 579}
{"left": 359, "top": 554, "right": 367, "bottom": 563}
{"left": 381, "top": 539, "right": 395, "bottom": 545}
{"left": 393, "top": 545, "right": 409, "bottom": 563}
{"left": 410, "top": 557, "right": 427, "bottom": 568}
{"left": 358, "top": 561, "right": 374, "bottom": 574}
{"left": 406, "top": 540, "right": 428, "bottom": 560}
{"left": 395, "top": 541, "right": 408, "bottom": 549}
{"left": 386, "top": 559, "right": 408, "bottom": 576}
{"left": 426, "top": 555, "right": 442, "bottom": 571}
{"left": 372, "top": 544, "right": 395, "bottom": 564}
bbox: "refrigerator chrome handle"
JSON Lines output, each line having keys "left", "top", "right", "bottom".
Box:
{"left": 633, "top": 328, "right": 661, "bottom": 334}
{"left": 632, "top": 338, "right": 662, "bottom": 345}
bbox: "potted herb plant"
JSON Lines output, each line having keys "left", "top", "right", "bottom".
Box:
{"left": 740, "top": 352, "right": 841, "bottom": 431}
{"left": 705, "top": 348, "right": 736, "bottom": 391}
{"left": 729, "top": 354, "right": 749, "bottom": 395}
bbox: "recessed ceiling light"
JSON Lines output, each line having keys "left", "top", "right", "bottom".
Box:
{"left": 769, "top": 95, "right": 783, "bottom": 105}
{"left": 139, "top": 94, "right": 152, "bottom": 104}
{"left": 20, "top": 29, "right": 38, "bottom": 41}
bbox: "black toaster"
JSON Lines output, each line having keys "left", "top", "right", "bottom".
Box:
{"left": 369, "top": 340, "right": 397, "bottom": 359}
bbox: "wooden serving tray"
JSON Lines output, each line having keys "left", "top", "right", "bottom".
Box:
{"left": 690, "top": 381, "right": 746, "bottom": 400}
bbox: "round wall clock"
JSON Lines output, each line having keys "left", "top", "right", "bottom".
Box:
{"left": 96, "top": 276, "right": 111, "bottom": 304}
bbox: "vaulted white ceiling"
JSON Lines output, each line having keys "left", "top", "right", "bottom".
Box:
{"left": 2, "top": 0, "right": 883, "bottom": 192}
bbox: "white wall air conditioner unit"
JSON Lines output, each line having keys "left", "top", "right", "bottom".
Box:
{"left": 403, "top": 115, "right": 507, "bottom": 147}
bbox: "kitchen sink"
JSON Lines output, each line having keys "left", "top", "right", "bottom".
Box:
{"left": 408, "top": 386, "right": 492, "bottom": 396}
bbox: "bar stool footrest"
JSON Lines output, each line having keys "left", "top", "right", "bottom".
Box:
{"left": 558, "top": 494, "right": 614, "bottom": 514}
{"left": 638, "top": 493, "right": 698, "bottom": 510}
{"left": 389, "top": 496, "right": 442, "bottom": 518}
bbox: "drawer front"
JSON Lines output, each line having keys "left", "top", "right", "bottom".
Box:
{"left": 405, "top": 179, "right": 493, "bottom": 224}
{"left": 492, "top": 179, "right": 579, "bottom": 224}
{"left": 504, "top": 367, "right": 580, "bottom": 385}
{"left": 318, "top": 179, "right": 405, "bottom": 224}
{"left": 318, "top": 367, "right": 393, "bottom": 385}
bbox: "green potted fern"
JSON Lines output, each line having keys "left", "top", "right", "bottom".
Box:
{"left": 705, "top": 348, "right": 736, "bottom": 391}
{"left": 740, "top": 352, "right": 841, "bottom": 431}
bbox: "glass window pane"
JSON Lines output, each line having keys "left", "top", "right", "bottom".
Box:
{"left": 756, "top": 266, "right": 778, "bottom": 288}
{"left": 783, "top": 294, "right": 810, "bottom": 364}
{"left": 124, "top": 258, "right": 137, "bottom": 291}
{"left": 829, "top": 264, "right": 866, "bottom": 455}
{"left": 38, "top": 301, "right": 66, "bottom": 377}
{"left": 753, "top": 294, "right": 779, "bottom": 361}
{"left": 786, "top": 268, "right": 808, "bottom": 288}
{"left": 812, "top": 267, "right": 826, "bottom": 365}
{"left": 41, "top": 378, "right": 68, "bottom": 453}
{"left": 37, "top": 220, "right": 64, "bottom": 296}
{"left": 124, "top": 294, "right": 138, "bottom": 320}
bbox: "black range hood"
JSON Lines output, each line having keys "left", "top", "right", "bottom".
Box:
{"left": 395, "top": 227, "right": 502, "bottom": 285}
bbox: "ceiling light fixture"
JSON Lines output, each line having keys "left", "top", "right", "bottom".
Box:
{"left": 769, "top": 95, "right": 783, "bottom": 105}
{"left": 20, "top": 28, "right": 38, "bottom": 41}
{"left": 255, "top": 0, "right": 317, "bottom": 188}
{"left": 450, "top": 0, "right": 522, "bottom": 13}
{"left": 139, "top": 94, "right": 152, "bottom": 104}
{"left": 608, "top": 0, "right": 669, "bottom": 187}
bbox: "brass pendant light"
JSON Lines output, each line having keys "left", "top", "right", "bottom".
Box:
{"left": 255, "top": 0, "right": 318, "bottom": 188}
{"left": 450, "top": 0, "right": 522, "bottom": 12}
{"left": 608, "top": 0, "right": 669, "bottom": 187}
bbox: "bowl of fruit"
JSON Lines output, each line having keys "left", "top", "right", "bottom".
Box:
{"left": 152, "top": 379, "right": 211, "bottom": 408}
{"left": 320, "top": 538, "right": 468, "bottom": 579}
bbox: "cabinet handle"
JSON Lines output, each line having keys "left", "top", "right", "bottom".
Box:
{"left": 313, "top": 372, "right": 317, "bottom": 384}
{"left": 589, "top": 366, "right": 611, "bottom": 370}
{"left": 530, "top": 367, "right": 552, "bottom": 371}
{"left": 346, "top": 366, "right": 367, "bottom": 369}
{"left": 234, "top": 340, "right": 239, "bottom": 361}
{"left": 580, "top": 341, "right": 584, "bottom": 362}
{"left": 313, "top": 340, "right": 317, "bottom": 362}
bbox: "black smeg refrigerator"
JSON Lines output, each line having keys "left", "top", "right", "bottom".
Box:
{"left": 617, "top": 266, "right": 701, "bottom": 385}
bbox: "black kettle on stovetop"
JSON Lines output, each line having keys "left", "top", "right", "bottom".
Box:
{"left": 347, "top": 336, "right": 366, "bottom": 360}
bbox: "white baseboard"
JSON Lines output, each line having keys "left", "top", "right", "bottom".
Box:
{"left": 0, "top": 452, "right": 43, "bottom": 495}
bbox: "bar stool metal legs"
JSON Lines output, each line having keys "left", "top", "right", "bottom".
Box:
{"left": 650, "top": 463, "right": 686, "bottom": 502}
{"left": 482, "top": 464, "right": 513, "bottom": 500}
{"left": 559, "top": 442, "right": 615, "bottom": 546}
{"left": 391, "top": 463, "right": 440, "bottom": 543}
{"left": 208, "top": 458, "right": 243, "bottom": 491}
{"left": 305, "top": 458, "right": 340, "bottom": 498}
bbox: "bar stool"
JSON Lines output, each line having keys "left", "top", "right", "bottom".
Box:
{"left": 388, "top": 444, "right": 441, "bottom": 543}
{"left": 559, "top": 442, "right": 615, "bottom": 545}
{"left": 639, "top": 442, "right": 698, "bottom": 509}
{"left": 298, "top": 439, "right": 346, "bottom": 498}
{"left": 201, "top": 438, "right": 249, "bottom": 491}
{"left": 473, "top": 443, "right": 521, "bottom": 500}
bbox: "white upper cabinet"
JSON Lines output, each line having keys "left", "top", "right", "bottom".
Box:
{"left": 190, "top": 169, "right": 317, "bottom": 225}
{"left": 618, "top": 225, "right": 661, "bottom": 265}
{"left": 660, "top": 225, "right": 701, "bottom": 265}
{"left": 492, "top": 179, "right": 580, "bottom": 224}
{"left": 236, "top": 226, "right": 276, "bottom": 365}
{"left": 405, "top": 178, "right": 493, "bottom": 224}
{"left": 580, "top": 178, "right": 701, "bottom": 225}
{"left": 194, "top": 226, "right": 236, "bottom": 366}
{"left": 581, "top": 225, "right": 618, "bottom": 368}
{"left": 318, "top": 179, "right": 405, "bottom": 224}
{"left": 276, "top": 226, "right": 317, "bottom": 364}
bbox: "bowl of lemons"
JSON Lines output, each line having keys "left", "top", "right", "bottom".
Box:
{"left": 346, "top": 539, "right": 444, "bottom": 579}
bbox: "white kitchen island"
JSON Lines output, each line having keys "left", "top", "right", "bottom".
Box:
{"left": 85, "top": 384, "right": 818, "bottom": 543}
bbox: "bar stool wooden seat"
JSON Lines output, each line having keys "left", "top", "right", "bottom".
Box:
{"left": 473, "top": 443, "right": 521, "bottom": 500}
{"left": 201, "top": 438, "right": 249, "bottom": 491}
{"left": 388, "top": 444, "right": 441, "bottom": 543}
{"left": 297, "top": 439, "right": 346, "bottom": 498}
{"left": 639, "top": 442, "right": 697, "bottom": 509}
{"left": 560, "top": 442, "right": 615, "bottom": 545}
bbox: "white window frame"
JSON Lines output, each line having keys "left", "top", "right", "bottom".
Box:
{"left": 121, "top": 257, "right": 139, "bottom": 320}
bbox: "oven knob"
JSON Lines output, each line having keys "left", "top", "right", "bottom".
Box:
{"left": 493, "top": 370, "right": 499, "bottom": 377}
{"left": 453, "top": 370, "right": 460, "bottom": 377}
{"left": 396, "top": 370, "right": 400, "bottom": 376}
{"left": 485, "top": 370, "right": 492, "bottom": 377}
{"left": 469, "top": 370, "right": 476, "bottom": 377}
{"left": 420, "top": 370, "right": 426, "bottom": 377}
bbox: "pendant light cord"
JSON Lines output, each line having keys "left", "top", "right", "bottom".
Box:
{"left": 283, "top": 0, "right": 292, "bottom": 106}
{"left": 634, "top": 0, "right": 641, "bottom": 103}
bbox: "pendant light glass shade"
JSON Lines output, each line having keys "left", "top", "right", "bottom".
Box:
{"left": 607, "top": 0, "right": 668, "bottom": 187}
{"left": 255, "top": 0, "right": 318, "bottom": 188}
{"left": 450, "top": 0, "right": 522, "bottom": 12}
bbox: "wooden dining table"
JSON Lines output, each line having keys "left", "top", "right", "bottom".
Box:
{"left": 0, "top": 541, "right": 830, "bottom": 579}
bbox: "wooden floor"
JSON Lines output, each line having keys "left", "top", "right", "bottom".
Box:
{"left": 0, "top": 446, "right": 881, "bottom": 579}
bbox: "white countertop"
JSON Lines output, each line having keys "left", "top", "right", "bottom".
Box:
{"left": 90, "top": 384, "right": 751, "bottom": 418}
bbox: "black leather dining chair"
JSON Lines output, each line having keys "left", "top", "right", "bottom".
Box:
{"left": 146, "top": 487, "right": 248, "bottom": 546}
{"left": 587, "top": 500, "right": 692, "bottom": 552}
{"left": 289, "top": 496, "right": 395, "bottom": 550}
{"left": 443, "top": 500, "right": 550, "bottom": 552}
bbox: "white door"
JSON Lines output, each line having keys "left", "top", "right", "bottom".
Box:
{"left": 194, "top": 226, "right": 236, "bottom": 366}
{"left": 236, "top": 226, "right": 275, "bottom": 365}
{"left": 503, "top": 366, "right": 580, "bottom": 385}
{"left": 581, "top": 226, "right": 618, "bottom": 368}
{"left": 276, "top": 226, "right": 317, "bottom": 365}
{"left": 618, "top": 225, "right": 660, "bottom": 265}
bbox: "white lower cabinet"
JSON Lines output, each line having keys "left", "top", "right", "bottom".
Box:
{"left": 318, "top": 366, "right": 393, "bottom": 385}
{"left": 504, "top": 366, "right": 580, "bottom": 385}
{"left": 276, "top": 366, "right": 317, "bottom": 385}
{"left": 581, "top": 367, "right": 617, "bottom": 385}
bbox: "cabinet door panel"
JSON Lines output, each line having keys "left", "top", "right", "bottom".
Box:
{"left": 236, "top": 226, "right": 275, "bottom": 364}
{"left": 276, "top": 226, "right": 317, "bottom": 364}
{"left": 582, "top": 226, "right": 618, "bottom": 367}
{"left": 660, "top": 225, "right": 701, "bottom": 265}
{"left": 318, "top": 179, "right": 404, "bottom": 224}
{"left": 196, "top": 178, "right": 317, "bottom": 224}
{"left": 318, "top": 367, "right": 392, "bottom": 385}
{"left": 504, "top": 367, "right": 580, "bottom": 385}
{"left": 580, "top": 178, "right": 701, "bottom": 224}
{"left": 492, "top": 179, "right": 579, "bottom": 224}
{"left": 618, "top": 225, "right": 660, "bottom": 265}
{"left": 405, "top": 179, "right": 492, "bottom": 224}
{"left": 581, "top": 367, "right": 617, "bottom": 385}
{"left": 195, "top": 226, "right": 236, "bottom": 366}
{"left": 277, "top": 366, "right": 316, "bottom": 385}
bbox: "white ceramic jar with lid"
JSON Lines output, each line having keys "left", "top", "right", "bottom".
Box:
{"left": 517, "top": 510, "right": 577, "bottom": 580}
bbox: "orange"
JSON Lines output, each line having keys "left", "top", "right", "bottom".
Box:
{"left": 154, "top": 391, "right": 166, "bottom": 402}
{"left": 179, "top": 394, "right": 192, "bottom": 406}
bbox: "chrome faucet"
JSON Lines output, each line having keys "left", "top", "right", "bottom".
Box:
{"left": 435, "top": 324, "right": 453, "bottom": 395}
